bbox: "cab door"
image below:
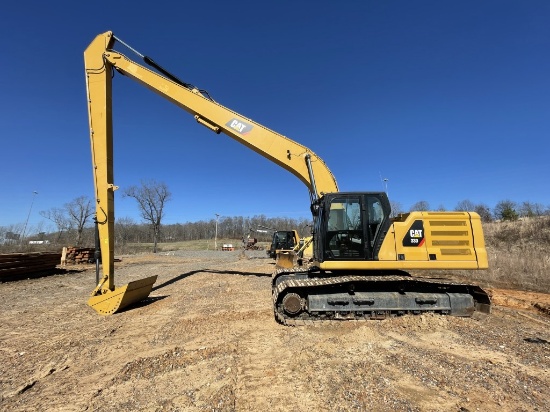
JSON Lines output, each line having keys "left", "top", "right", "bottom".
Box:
{"left": 322, "top": 193, "right": 388, "bottom": 261}
{"left": 324, "top": 195, "right": 366, "bottom": 260}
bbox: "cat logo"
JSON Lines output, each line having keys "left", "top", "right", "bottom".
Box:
{"left": 226, "top": 118, "right": 253, "bottom": 135}
{"left": 403, "top": 220, "right": 425, "bottom": 247}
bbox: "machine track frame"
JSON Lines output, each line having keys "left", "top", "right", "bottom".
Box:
{"left": 272, "top": 267, "right": 490, "bottom": 326}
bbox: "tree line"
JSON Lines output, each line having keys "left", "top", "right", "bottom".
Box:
{"left": 391, "top": 199, "right": 549, "bottom": 222}
{"left": 2, "top": 179, "right": 549, "bottom": 251}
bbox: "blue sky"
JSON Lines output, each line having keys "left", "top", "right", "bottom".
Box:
{"left": 1, "top": 1, "right": 549, "bottom": 232}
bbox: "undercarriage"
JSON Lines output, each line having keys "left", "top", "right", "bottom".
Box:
{"left": 272, "top": 268, "right": 491, "bottom": 326}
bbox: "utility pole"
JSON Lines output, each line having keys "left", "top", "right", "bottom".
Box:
{"left": 379, "top": 172, "right": 389, "bottom": 197}
{"left": 214, "top": 213, "right": 220, "bottom": 250}
{"left": 21, "top": 191, "right": 38, "bottom": 243}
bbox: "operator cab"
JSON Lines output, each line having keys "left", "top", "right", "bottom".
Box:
{"left": 268, "top": 230, "right": 297, "bottom": 259}
{"left": 314, "top": 192, "right": 391, "bottom": 262}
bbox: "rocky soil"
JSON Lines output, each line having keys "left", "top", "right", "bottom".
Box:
{"left": 1, "top": 250, "right": 549, "bottom": 411}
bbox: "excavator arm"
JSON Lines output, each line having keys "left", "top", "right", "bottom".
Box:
{"left": 84, "top": 31, "right": 490, "bottom": 321}
{"left": 84, "top": 31, "right": 337, "bottom": 314}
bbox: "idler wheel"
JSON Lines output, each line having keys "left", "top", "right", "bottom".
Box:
{"left": 282, "top": 293, "right": 303, "bottom": 315}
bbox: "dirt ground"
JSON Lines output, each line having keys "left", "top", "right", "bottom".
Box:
{"left": 1, "top": 251, "right": 549, "bottom": 412}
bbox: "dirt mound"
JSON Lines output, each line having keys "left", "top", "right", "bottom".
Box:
{"left": 489, "top": 288, "right": 550, "bottom": 316}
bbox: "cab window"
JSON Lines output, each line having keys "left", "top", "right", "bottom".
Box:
{"left": 325, "top": 197, "right": 365, "bottom": 259}
{"left": 367, "top": 196, "right": 384, "bottom": 247}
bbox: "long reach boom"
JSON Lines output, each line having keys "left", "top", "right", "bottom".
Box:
{"left": 84, "top": 31, "right": 490, "bottom": 321}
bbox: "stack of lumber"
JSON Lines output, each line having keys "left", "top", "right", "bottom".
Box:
{"left": 0, "top": 252, "right": 62, "bottom": 279}
{"left": 64, "top": 247, "right": 96, "bottom": 264}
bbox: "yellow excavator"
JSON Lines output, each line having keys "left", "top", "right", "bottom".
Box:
{"left": 267, "top": 230, "right": 314, "bottom": 269}
{"left": 84, "top": 31, "right": 490, "bottom": 322}
{"left": 267, "top": 230, "right": 300, "bottom": 260}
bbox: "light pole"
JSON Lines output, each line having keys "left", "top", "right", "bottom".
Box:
{"left": 214, "top": 213, "right": 220, "bottom": 250}
{"left": 22, "top": 191, "right": 38, "bottom": 242}
{"left": 383, "top": 178, "right": 389, "bottom": 196}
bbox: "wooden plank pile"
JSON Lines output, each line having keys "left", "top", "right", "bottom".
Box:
{"left": 0, "top": 252, "right": 62, "bottom": 279}
{"left": 64, "top": 247, "right": 96, "bottom": 265}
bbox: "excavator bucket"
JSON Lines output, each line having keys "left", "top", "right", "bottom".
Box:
{"left": 276, "top": 251, "right": 297, "bottom": 269}
{"left": 87, "top": 275, "right": 158, "bottom": 315}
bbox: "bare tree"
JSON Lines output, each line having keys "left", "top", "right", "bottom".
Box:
{"left": 124, "top": 180, "right": 172, "bottom": 253}
{"left": 455, "top": 200, "right": 493, "bottom": 222}
{"left": 115, "top": 216, "right": 138, "bottom": 246}
{"left": 474, "top": 203, "right": 493, "bottom": 222}
{"left": 65, "top": 196, "right": 94, "bottom": 246}
{"left": 410, "top": 200, "right": 430, "bottom": 212}
{"left": 455, "top": 199, "right": 476, "bottom": 212}
{"left": 519, "top": 201, "right": 546, "bottom": 218}
{"left": 389, "top": 201, "right": 403, "bottom": 218}
{"left": 40, "top": 207, "right": 70, "bottom": 243}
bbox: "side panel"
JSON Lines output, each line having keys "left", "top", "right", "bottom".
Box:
{"left": 393, "top": 216, "right": 429, "bottom": 261}
{"left": 377, "top": 228, "right": 397, "bottom": 261}
{"left": 392, "top": 212, "right": 486, "bottom": 264}
{"left": 424, "top": 212, "right": 478, "bottom": 262}
{"left": 469, "top": 212, "right": 488, "bottom": 269}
